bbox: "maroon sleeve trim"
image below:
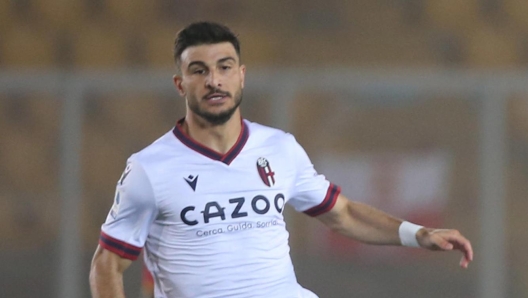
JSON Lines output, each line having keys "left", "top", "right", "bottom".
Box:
{"left": 303, "top": 183, "right": 341, "bottom": 217}
{"left": 99, "top": 231, "right": 142, "bottom": 261}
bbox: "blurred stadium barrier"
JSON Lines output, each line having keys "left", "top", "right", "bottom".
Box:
{"left": 1, "top": 69, "right": 527, "bottom": 298}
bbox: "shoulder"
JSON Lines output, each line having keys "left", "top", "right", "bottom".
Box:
{"left": 130, "top": 130, "right": 179, "bottom": 165}
{"left": 118, "top": 130, "right": 184, "bottom": 184}
{"left": 244, "top": 119, "right": 297, "bottom": 147}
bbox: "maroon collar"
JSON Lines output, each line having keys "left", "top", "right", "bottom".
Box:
{"left": 172, "top": 118, "right": 249, "bottom": 165}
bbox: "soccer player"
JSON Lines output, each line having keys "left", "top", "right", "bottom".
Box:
{"left": 89, "top": 22, "right": 473, "bottom": 298}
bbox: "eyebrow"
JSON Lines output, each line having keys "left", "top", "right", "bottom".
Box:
{"left": 187, "top": 56, "right": 237, "bottom": 70}
{"left": 217, "top": 56, "right": 237, "bottom": 64}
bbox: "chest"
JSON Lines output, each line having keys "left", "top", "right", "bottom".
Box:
{"left": 148, "top": 148, "right": 295, "bottom": 227}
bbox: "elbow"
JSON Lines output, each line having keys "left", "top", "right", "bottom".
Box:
{"left": 328, "top": 221, "right": 350, "bottom": 236}
{"left": 320, "top": 203, "right": 356, "bottom": 237}
{"left": 324, "top": 218, "right": 343, "bottom": 233}
{"left": 317, "top": 200, "right": 354, "bottom": 234}
{"left": 322, "top": 212, "right": 350, "bottom": 235}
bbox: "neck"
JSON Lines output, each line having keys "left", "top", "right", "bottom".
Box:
{"left": 182, "top": 110, "right": 242, "bottom": 154}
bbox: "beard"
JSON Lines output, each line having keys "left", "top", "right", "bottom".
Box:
{"left": 188, "top": 88, "right": 243, "bottom": 126}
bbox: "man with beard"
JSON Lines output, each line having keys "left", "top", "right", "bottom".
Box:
{"left": 89, "top": 22, "right": 473, "bottom": 298}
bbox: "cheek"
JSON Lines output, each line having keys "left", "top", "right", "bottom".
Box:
{"left": 228, "top": 74, "right": 243, "bottom": 89}
{"left": 186, "top": 85, "right": 206, "bottom": 101}
{"left": 182, "top": 81, "right": 199, "bottom": 94}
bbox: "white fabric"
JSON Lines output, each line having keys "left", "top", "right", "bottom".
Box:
{"left": 101, "top": 120, "right": 334, "bottom": 298}
{"left": 398, "top": 221, "right": 424, "bottom": 247}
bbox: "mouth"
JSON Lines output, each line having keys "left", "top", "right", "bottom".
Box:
{"left": 204, "top": 92, "right": 230, "bottom": 101}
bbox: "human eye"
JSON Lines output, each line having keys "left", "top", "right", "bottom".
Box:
{"left": 192, "top": 68, "right": 206, "bottom": 75}
{"left": 219, "top": 65, "right": 233, "bottom": 73}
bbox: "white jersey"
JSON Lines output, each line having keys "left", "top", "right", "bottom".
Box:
{"left": 99, "top": 119, "right": 341, "bottom": 298}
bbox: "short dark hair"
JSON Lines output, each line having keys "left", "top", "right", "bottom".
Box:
{"left": 174, "top": 22, "right": 241, "bottom": 68}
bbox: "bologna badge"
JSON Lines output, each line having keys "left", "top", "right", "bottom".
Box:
{"left": 257, "top": 157, "right": 275, "bottom": 187}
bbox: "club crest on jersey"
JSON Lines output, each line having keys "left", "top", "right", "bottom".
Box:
{"left": 256, "top": 157, "right": 275, "bottom": 187}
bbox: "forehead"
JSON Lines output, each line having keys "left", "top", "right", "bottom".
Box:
{"left": 180, "top": 42, "right": 239, "bottom": 66}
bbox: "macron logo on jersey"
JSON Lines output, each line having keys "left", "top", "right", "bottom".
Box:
{"left": 184, "top": 175, "right": 199, "bottom": 191}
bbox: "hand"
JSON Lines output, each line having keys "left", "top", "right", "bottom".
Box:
{"left": 416, "top": 228, "right": 474, "bottom": 269}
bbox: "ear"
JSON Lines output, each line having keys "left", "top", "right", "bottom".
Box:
{"left": 173, "top": 74, "right": 185, "bottom": 97}
{"left": 239, "top": 65, "right": 246, "bottom": 89}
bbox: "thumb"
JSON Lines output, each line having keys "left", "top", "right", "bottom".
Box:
{"left": 437, "top": 238, "right": 453, "bottom": 250}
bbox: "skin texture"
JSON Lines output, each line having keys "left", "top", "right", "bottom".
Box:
{"left": 89, "top": 41, "right": 473, "bottom": 298}
{"left": 173, "top": 42, "right": 246, "bottom": 154}
{"left": 90, "top": 245, "right": 131, "bottom": 298}
{"left": 317, "top": 194, "right": 474, "bottom": 269}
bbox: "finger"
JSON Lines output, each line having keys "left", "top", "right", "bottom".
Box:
{"left": 444, "top": 233, "right": 473, "bottom": 268}
{"left": 435, "top": 237, "right": 453, "bottom": 251}
{"left": 442, "top": 241, "right": 454, "bottom": 250}
{"left": 447, "top": 234, "right": 473, "bottom": 262}
{"left": 462, "top": 241, "right": 473, "bottom": 268}
{"left": 429, "top": 229, "right": 458, "bottom": 250}
{"left": 462, "top": 239, "right": 473, "bottom": 262}
{"left": 460, "top": 251, "right": 472, "bottom": 269}
{"left": 460, "top": 257, "right": 469, "bottom": 269}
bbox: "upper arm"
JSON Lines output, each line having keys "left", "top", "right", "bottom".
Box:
{"left": 90, "top": 158, "right": 156, "bottom": 297}
{"left": 91, "top": 244, "right": 132, "bottom": 274}
{"left": 99, "top": 159, "right": 158, "bottom": 260}
{"left": 315, "top": 193, "right": 350, "bottom": 230}
{"left": 89, "top": 245, "right": 132, "bottom": 298}
{"left": 285, "top": 135, "right": 341, "bottom": 215}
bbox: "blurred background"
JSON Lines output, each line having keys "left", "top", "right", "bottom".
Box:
{"left": 1, "top": 0, "right": 528, "bottom": 297}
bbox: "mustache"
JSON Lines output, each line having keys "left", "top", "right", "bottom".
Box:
{"left": 203, "top": 88, "right": 231, "bottom": 99}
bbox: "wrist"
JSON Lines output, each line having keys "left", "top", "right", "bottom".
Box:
{"left": 399, "top": 221, "right": 424, "bottom": 247}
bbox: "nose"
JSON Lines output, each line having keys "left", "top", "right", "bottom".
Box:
{"left": 205, "top": 70, "right": 222, "bottom": 88}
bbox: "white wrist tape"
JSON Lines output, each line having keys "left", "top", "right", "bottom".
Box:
{"left": 399, "top": 221, "right": 424, "bottom": 247}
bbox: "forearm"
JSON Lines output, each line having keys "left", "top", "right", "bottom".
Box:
{"left": 317, "top": 195, "right": 473, "bottom": 268}
{"left": 321, "top": 200, "right": 403, "bottom": 245}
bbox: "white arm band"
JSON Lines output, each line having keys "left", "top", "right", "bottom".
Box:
{"left": 399, "top": 221, "right": 424, "bottom": 247}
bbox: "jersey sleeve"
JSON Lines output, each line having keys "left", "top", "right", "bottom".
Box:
{"left": 286, "top": 135, "right": 341, "bottom": 217}
{"left": 99, "top": 159, "right": 158, "bottom": 260}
